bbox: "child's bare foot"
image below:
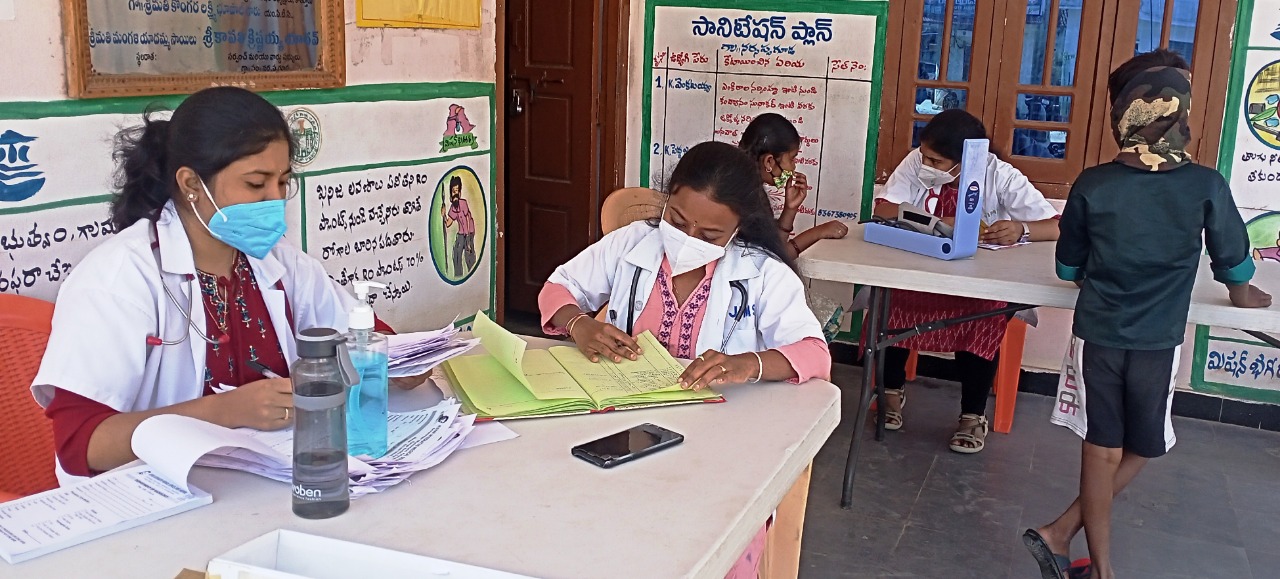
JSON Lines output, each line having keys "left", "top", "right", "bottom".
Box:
{"left": 816, "top": 220, "right": 849, "bottom": 240}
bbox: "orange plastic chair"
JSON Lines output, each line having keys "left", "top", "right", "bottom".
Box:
{"left": 0, "top": 294, "right": 58, "bottom": 499}
{"left": 594, "top": 187, "right": 665, "bottom": 322}
{"left": 902, "top": 317, "right": 1027, "bottom": 434}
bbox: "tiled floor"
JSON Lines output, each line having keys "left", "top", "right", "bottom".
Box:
{"left": 802, "top": 364, "right": 1280, "bottom": 578}
{"left": 498, "top": 314, "right": 1280, "bottom": 578}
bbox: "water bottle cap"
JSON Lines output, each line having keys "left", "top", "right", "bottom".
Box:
{"left": 296, "top": 328, "right": 346, "bottom": 358}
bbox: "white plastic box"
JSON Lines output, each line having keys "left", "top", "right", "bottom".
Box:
{"left": 206, "top": 530, "right": 535, "bottom": 578}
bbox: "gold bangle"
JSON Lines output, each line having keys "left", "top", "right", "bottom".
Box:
{"left": 565, "top": 313, "right": 589, "bottom": 336}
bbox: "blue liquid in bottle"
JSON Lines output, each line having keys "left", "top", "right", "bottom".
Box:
{"left": 347, "top": 343, "right": 388, "bottom": 459}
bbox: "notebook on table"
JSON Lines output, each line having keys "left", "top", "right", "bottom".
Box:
{"left": 441, "top": 312, "right": 723, "bottom": 419}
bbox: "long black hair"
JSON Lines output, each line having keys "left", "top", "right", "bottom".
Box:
{"left": 661, "top": 141, "right": 797, "bottom": 271}
{"left": 110, "top": 87, "right": 294, "bottom": 230}
{"left": 739, "top": 113, "right": 801, "bottom": 161}
{"left": 918, "top": 109, "right": 988, "bottom": 163}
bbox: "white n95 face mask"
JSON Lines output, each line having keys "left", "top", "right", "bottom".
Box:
{"left": 918, "top": 164, "right": 958, "bottom": 190}
{"left": 658, "top": 209, "right": 732, "bottom": 276}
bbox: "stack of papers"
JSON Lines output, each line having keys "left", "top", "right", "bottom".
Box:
{"left": 0, "top": 465, "right": 211, "bottom": 563}
{"left": 388, "top": 325, "right": 481, "bottom": 378}
{"left": 130, "top": 400, "right": 513, "bottom": 498}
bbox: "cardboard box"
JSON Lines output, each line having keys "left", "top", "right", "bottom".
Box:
{"left": 206, "top": 530, "right": 534, "bottom": 578}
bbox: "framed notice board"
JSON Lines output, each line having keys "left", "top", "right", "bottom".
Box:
{"left": 61, "top": 0, "right": 346, "bottom": 98}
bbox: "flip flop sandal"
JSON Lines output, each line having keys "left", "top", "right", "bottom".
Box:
{"left": 883, "top": 389, "right": 905, "bottom": 431}
{"left": 949, "top": 413, "right": 989, "bottom": 454}
{"left": 1021, "top": 529, "right": 1068, "bottom": 579}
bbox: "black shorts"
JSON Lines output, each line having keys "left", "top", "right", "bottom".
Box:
{"left": 1052, "top": 338, "right": 1179, "bottom": 458}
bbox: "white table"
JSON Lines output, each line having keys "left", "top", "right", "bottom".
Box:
{"left": 7, "top": 337, "right": 840, "bottom": 579}
{"left": 797, "top": 225, "right": 1280, "bottom": 507}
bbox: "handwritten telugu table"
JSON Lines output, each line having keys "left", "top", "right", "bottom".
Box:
{"left": 798, "top": 225, "right": 1280, "bottom": 507}
{"left": 7, "top": 336, "right": 840, "bottom": 578}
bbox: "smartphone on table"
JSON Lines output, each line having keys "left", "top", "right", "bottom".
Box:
{"left": 571, "top": 423, "right": 684, "bottom": 469}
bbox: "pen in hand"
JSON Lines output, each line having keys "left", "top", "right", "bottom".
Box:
{"left": 248, "top": 360, "right": 283, "bottom": 380}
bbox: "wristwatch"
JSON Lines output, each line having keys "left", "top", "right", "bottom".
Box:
{"left": 1018, "top": 222, "right": 1031, "bottom": 243}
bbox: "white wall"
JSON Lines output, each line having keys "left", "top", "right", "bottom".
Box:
{"left": 0, "top": 0, "right": 498, "bottom": 101}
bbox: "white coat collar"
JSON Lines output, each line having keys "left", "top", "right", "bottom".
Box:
{"left": 622, "top": 222, "right": 768, "bottom": 281}
{"left": 156, "top": 201, "right": 286, "bottom": 288}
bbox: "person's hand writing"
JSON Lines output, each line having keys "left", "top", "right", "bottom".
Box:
{"left": 980, "top": 220, "right": 1023, "bottom": 246}
{"left": 678, "top": 350, "right": 757, "bottom": 390}
{"left": 569, "top": 317, "right": 643, "bottom": 363}
{"left": 217, "top": 378, "right": 294, "bottom": 430}
{"left": 1229, "top": 283, "right": 1273, "bottom": 308}
{"left": 784, "top": 172, "right": 809, "bottom": 210}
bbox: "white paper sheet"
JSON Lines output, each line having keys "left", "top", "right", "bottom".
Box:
{"left": 0, "top": 466, "right": 210, "bottom": 564}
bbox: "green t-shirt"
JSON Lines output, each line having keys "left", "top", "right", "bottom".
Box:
{"left": 1055, "top": 162, "right": 1255, "bottom": 350}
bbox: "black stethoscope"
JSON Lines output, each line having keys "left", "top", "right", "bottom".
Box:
{"left": 145, "top": 219, "right": 229, "bottom": 347}
{"left": 620, "top": 266, "right": 749, "bottom": 351}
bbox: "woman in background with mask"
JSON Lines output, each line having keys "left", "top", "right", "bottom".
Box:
{"left": 871, "top": 109, "right": 1059, "bottom": 453}
{"left": 538, "top": 141, "right": 829, "bottom": 578}
{"left": 31, "top": 87, "right": 413, "bottom": 483}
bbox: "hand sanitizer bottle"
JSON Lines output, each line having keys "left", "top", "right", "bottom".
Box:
{"left": 346, "top": 281, "right": 390, "bottom": 460}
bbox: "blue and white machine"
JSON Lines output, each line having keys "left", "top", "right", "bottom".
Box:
{"left": 863, "top": 138, "right": 988, "bottom": 261}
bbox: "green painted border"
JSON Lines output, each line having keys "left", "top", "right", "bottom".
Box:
{"left": 0, "top": 81, "right": 499, "bottom": 323}
{"left": 0, "top": 194, "right": 114, "bottom": 217}
{"left": 639, "top": 0, "right": 887, "bottom": 345}
{"left": 0, "top": 82, "right": 495, "bottom": 120}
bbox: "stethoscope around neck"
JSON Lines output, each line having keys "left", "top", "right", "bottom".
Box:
{"left": 622, "top": 266, "right": 749, "bottom": 351}
{"left": 145, "top": 218, "right": 230, "bottom": 347}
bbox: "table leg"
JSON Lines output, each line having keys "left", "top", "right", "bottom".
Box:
{"left": 841, "top": 286, "right": 884, "bottom": 508}
{"left": 760, "top": 463, "right": 812, "bottom": 579}
{"left": 873, "top": 289, "right": 892, "bottom": 442}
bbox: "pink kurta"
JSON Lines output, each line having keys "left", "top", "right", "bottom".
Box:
{"left": 538, "top": 257, "right": 830, "bottom": 382}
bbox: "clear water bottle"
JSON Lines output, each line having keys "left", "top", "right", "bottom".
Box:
{"left": 291, "top": 328, "right": 359, "bottom": 519}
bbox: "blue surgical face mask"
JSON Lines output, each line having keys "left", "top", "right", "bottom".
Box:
{"left": 193, "top": 180, "right": 287, "bottom": 259}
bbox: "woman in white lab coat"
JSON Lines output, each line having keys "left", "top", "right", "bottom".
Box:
{"left": 870, "top": 109, "right": 1059, "bottom": 453}
{"left": 539, "top": 141, "right": 830, "bottom": 392}
{"left": 30, "top": 87, "right": 414, "bottom": 483}
{"left": 539, "top": 141, "right": 829, "bottom": 579}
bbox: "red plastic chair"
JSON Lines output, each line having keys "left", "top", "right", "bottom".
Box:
{"left": 0, "top": 294, "right": 58, "bottom": 499}
{"left": 903, "top": 317, "right": 1027, "bottom": 433}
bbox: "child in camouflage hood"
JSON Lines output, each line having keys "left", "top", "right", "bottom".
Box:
{"left": 1023, "top": 49, "right": 1272, "bottom": 579}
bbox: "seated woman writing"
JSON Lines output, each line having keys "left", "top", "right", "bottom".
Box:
{"left": 537, "top": 140, "right": 830, "bottom": 578}
{"left": 31, "top": 87, "right": 420, "bottom": 484}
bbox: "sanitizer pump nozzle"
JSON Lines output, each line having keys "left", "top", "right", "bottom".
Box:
{"left": 349, "top": 281, "right": 387, "bottom": 332}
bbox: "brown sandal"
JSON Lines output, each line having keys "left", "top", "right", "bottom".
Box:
{"left": 949, "top": 414, "right": 988, "bottom": 454}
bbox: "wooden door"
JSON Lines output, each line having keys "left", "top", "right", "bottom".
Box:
{"left": 504, "top": 0, "right": 602, "bottom": 313}
{"left": 989, "top": 0, "right": 1106, "bottom": 196}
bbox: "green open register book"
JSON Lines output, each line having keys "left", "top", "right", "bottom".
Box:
{"left": 441, "top": 313, "right": 723, "bottom": 419}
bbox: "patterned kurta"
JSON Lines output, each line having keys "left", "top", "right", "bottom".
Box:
{"left": 198, "top": 252, "right": 291, "bottom": 393}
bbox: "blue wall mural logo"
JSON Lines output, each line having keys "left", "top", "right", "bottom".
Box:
{"left": 0, "top": 130, "right": 46, "bottom": 202}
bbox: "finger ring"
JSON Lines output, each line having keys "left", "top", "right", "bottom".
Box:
{"left": 284, "top": 407, "right": 291, "bottom": 421}
{"left": 697, "top": 355, "right": 705, "bottom": 361}
{"left": 717, "top": 364, "right": 728, "bottom": 374}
